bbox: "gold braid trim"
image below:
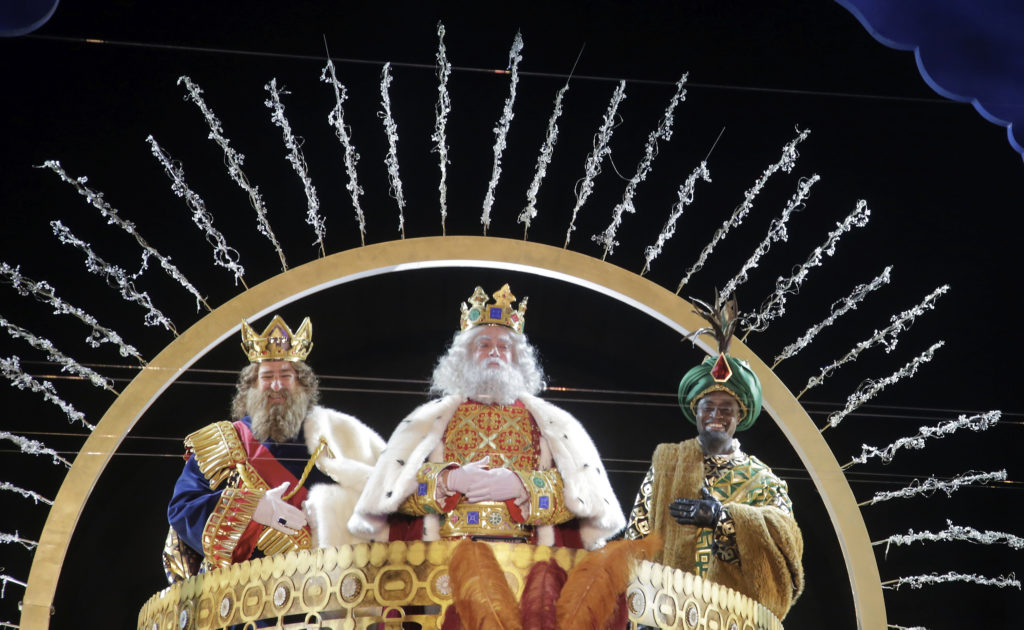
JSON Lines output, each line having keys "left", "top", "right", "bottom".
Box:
{"left": 184, "top": 421, "right": 249, "bottom": 490}
{"left": 202, "top": 487, "right": 261, "bottom": 569}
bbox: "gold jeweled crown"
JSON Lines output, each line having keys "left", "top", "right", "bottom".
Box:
{"left": 240, "top": 315, "right": 313, "bottom": 362}
{"left": 459, "top": 284, "right": 527, "bottom": 334}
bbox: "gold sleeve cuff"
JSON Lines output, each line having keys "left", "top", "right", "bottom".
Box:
{"left": 513, "top": 469, "right": 574, "bottom": 526}
{"left": 397, "top": 462, "right": 453, "bottom": 516}
{"left": 202, "top": 486, "right": 260, "bottom": 569}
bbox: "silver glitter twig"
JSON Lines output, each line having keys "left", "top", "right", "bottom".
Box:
{"left": 321, "top": 59, "right": 367, "bottom": 246}
{"left": 1, "top": 574, "right": 28, "bottom": 599}
{"left": 433, "top": 23, "right": 453, "bottom": 235}
{"left": 676, "top": 128, "right": 810, "bottom": 293}
{"left": 641, "top": 162, "right": 712, "bottom": 276}
{"left": 824, "top": 341, "right": 944, "bottom": 432}
{"left": 0, "top": 532, "right": 38, "bottom": 551}
{"left": 0, "top": 315, "right": 116, "bottom": 393}
{"left": 860, "top": 470, "right": 1007, "bottom": 507}
{"left": 520, "top": 83, "right": 569, "bottom": 239}
{"left": 799, "top": 284, "right": 948, "bottom": 397}
{"left": 847, "top": 411, "right": 1001, "bottom": 468}
{"left": 146, "top": 136, "right": 247, "bottom": 287}
{"left": 39, "top": 161, "right": 209, "bottom": 312}
{"left": 0, "top": 263, "right": 143, "bottom": 363}
{"left": 882, "top": 571, "right": 1019, "bottom": 591}
{"left": 0, "top": 482, "right": 53, "bottom": 506}
{"left": 178, "top": 76, "right": 288, "bottom": 270}
{"left": 773, "top": 266, "right": 892, "bottom": 367}
{"left": 564, "top": 81, "right": 627, "bottom": 248}
{"left": 0, "top": 357, "right": 91, "bottom": 431}
{"left": 265, "top": 79, "right": 326, "bottom": 255}
{"left": 719, "top": 175, "right": 819, "bottom": 304}
{"left": 51, "top": 221, "right": 177, "bottom": 335}
{"left": 378, "top": 63, "right": 408, "bottom": 238}
{"left": 887, "top": 626, "right": 929, "bottom": 630}
{"left": 876, "top": 519, "right": 1024, "bottom": 554}
{"left": 593, "top": 74, "right": 688, "bottom": 258}
{"left": 0, "top": 428, "right": 71, "bottom": 467}
{"left": 481, "top": 32, "right": 525, "bottom": 235}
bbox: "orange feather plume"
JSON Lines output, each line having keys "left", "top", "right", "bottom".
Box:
{"left": 448, "top": 540, "right": 522, "bottom": 630}
{"left": 555, "top": 534, "right": 663, "bottom": 630}
{"left": 520, "top": 559, "right": 567, "bottom": 630}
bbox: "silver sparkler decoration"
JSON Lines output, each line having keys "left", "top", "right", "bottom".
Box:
{"left": 0, "top": 315, "right": 116, "bottom": 393}
{"left": 0, "top": 482, "right": 53, "bottom": 505}
{"left": 178, "top": 76, "right": 288, "bottom": 270}
{"left": 799, "top": 284, "right": 949, "bottom": 397}
{"left": 321, "top": 59, "right": 367, "bottom": 246}
{"left": 593, "top": 74, "right": 688, "bottom": 258}
{"left": 39, "top": 161, "right": 209, "bottom": 311}
{"left": 888, "top": 625, "right": 929, "bottom": 630}
{"left": 519, "top": 82, "right": 569, "bottom": 239}
{"left": 847, "top": 411, "right": 1001, "bottom": 468}
{"left": 641, "top": 162, "right": 712, "bottom": 276}
{"left": 265, "top": 78, "right": 327, "bottom": 254}
{"left": 51, "top": 221, "right": 177, "bottom": 335}
{"left": 0, "top": 428, "right": 71, "bottom": 467}
{"left": 433, "top": 22, "right": 453, "bottom": 235}
{"left": 772, "top": 266, "right": 892, "bottom": 367}
{"left": 0, "top": 357, "right": 91, "bottom": 431}
{"left": 0, "top": 532, "right": 37, "bottom": 551}
{"left": 719, "top": 175, "right": 819, "bottom": 304}
{"left": 860, "top": 469, "right": 1007, "bottom": 506}
{"left": 0, "top": 574, "right": 27, "bottom": 599}
{"left": 877, "top": 519, "right": 1024, "bottom": 554}
{"left": 146, "top": 135, "right": 247, "bottom": 287}
{"left": 481, "top": 32, "right": 525, "bottom": 235}
{"left": 0, "top": 263, "right": 143, "bottom": 363}
{"left": 378, "top": 63, "right": 408, "bottom": 238}
{"left": 564, "top": 81, "right": 627, "bottom": 248}
{"left": 882, "top": 571, "right": 1019, "bottom": 591}
{"left": 675, "top": 128, "right": 810, "bottom": 292}
{"left": 824, "top": 341, "right": 944, "bottom": 431}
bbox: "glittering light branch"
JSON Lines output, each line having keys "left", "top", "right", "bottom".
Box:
{"left": 773, "top": 266, "right": 892, "bottom": 367}
{"left": 719, "top": 175, "right": 819, "bottom": 304}
{"left": 432, "top": 22, "right": 453, "bottom": 236}
{"left": 0, "top": 532, "right": 38, "bottom": 551}
{"left": 564, "top": 81, "right": 627, "bottom": 248}
{"left": 0, "top": 482, "right": 53, "bottom": 506}
{"left": 0, "top": 262, "right": 143, "bottom": 363}
{"left": 847, "top": 411, "right": 1000, "bottom": 468}
{"left": 876, "top": 519, "right": 1024, "bottom": 556}
{"left": 321, "top": 59, "right": 367, "bottom": 246}
{"left": 0, "top": 428, "right": 71, "bottom": 467}
{"left": 481, "top": 32, "right": 525, "bottom": 235}
{"left": 519, "top": 82, "right": 569, "bottom": 239}
{"left": 146, "top": 135, "right": 247, "bottom": 287}
{"left": 376, "top": 63, "right": 409, "bottom": 238}
{"left": 882, "top": 571, "right": 1019, "bottom": 591}
{"left": 887, "top": 625, "right": 928, "bottom": 630}
{"left": 0, "top": 620, "right": 19, "bottom": 629}
{"left": 641, "top": 162, "right": 712, "bottom": 276}
{"left": 265, "top": 79, "right": 326, "bottom": 255}
{"left": 675, "top": 128, "right": 810, "bottom": 293}
{"left": 0, "top": 315, "right": 116, "bottom": 393}
{"left": 743, "top": 200, "right": 870, "bottom": 335}
{"left": 593, "top": 74, "right": 688, "bottom": 258}
{"left": 0, "top": 574, "right": 27, "bottom": 599}
{"left": 825, "top": 341, "right": 944, "bottom": 432}
{"left": 51, "top": 221, "right": 177, "bottom": 335}
{"left": 178, "top": 76, "right": 288, "bottom": 270}
{"left": 799, "top": 284, "right": 949, "bottom": 397}
{"left": 0, "top": 357, "right": 92, "bottom": 431}
{"left": 859, "top": 469, "right": 1006, "bottom": 507}
{"left": 39, "top": 161, "right": 209, "bottom": 311}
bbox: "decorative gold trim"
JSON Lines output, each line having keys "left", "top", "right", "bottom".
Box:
{"left": 185, "top": 421, "right": 249, "bottom": 490}
{"left": 24, "top": 237, "right": 884, "bottom": 629}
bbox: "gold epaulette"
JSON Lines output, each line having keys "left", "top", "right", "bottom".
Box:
{"left": 184, "top": 421, "right": 249, "bottom": 490}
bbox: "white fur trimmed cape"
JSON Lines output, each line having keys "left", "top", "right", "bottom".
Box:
{"left": 348, "top": 394, "right": 626, "bottom": 550}
{"left": 302, "top": 406, "right": 386, "bottom": 548}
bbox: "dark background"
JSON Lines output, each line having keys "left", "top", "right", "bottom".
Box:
{"left": 1, "top": 1, "right": 1020, "bottom": 628}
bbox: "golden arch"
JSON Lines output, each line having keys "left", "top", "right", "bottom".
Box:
{"left": 21, "top": 236, "right": 884, "bottom": 629}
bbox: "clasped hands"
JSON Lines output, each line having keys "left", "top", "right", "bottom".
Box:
{"left": 669, "top": 487, "right": 723, "bottom": 528}
{"left": 252, "top": 482, "right": 307, "bottom": 536}
{"left": 444, "top": 456, "right": 528, "bottom": 503}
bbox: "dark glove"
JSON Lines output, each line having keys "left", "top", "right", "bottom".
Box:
{"left": 669, "top": 487, "right": 723, "bottom": 528}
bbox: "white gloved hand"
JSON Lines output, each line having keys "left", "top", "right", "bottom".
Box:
{"left": 252, "top": 482, "right": 307, "bottom": 535}
{"left": 465, "top": 467, "right": 528, "bottom": 503}
{"left": 445, "top": 456, "right": 491, "bottom": 495}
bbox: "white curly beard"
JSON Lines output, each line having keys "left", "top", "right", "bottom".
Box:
{"left": 246, "top": 386, "right": 313, "bottom": 443}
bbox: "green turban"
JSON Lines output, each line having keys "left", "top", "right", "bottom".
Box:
{"left": 678, "top": 354, "right": 763, "bottom": 431}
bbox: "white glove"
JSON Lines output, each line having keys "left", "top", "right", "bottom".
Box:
{"left": 445, "top": 456, "right": 492, "bottom": 495}
{"left": 252, "top": 482, "right": 307, "bottom": 535}
{"left": 465, "top": 467, "right": 528, "bottom": 503}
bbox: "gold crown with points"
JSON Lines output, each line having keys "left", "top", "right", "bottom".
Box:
{"left": 459, "top": 284, "right": 527, "bottom": 334}
{"left": 240, "top": 315, "right": 313, "bottom": 362}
